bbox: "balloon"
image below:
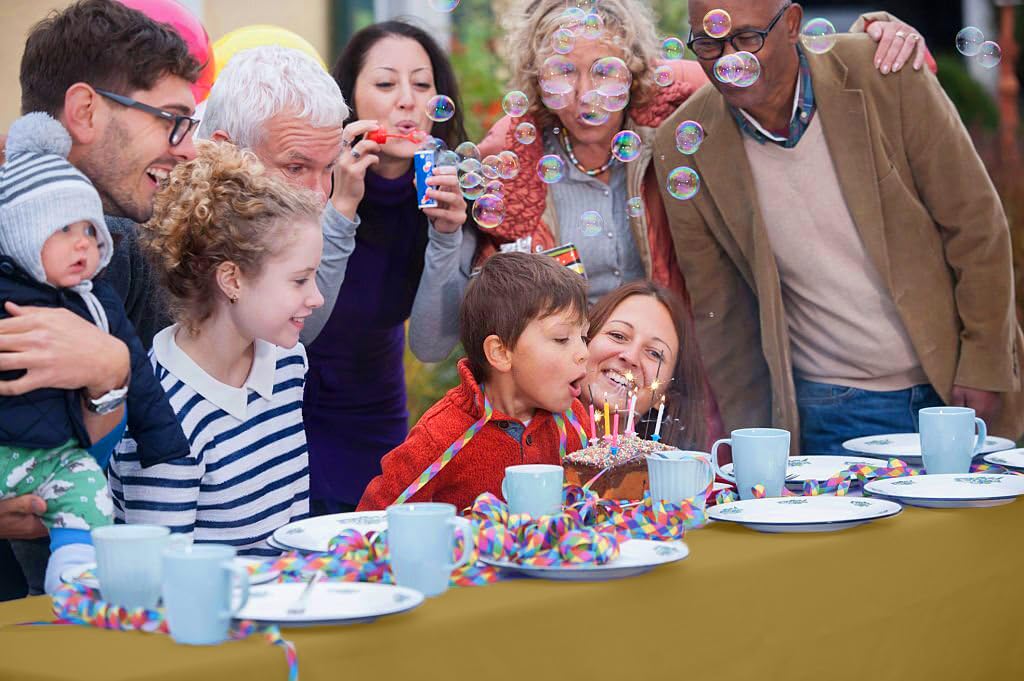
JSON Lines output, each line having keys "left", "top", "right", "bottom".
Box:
{"left": 212, "top": 25, "right": 327, "bottom": 78}
{"left": 118, "top": 0, "right": 216, "bottom": 103}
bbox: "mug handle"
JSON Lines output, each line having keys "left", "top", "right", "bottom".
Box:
{"left": 222, "top": 562, "right": 250, "bottom": 619}
{"left": 500, "top": 477, "right": 509, "bottom": 502}
{"left": 449, "top": 516, "right": 474, "bottom": 570}
{"left": 972, "top": 417, "right": 988, "bottom": 456}
{"left": 697, "top": 454, "right": 715, "bottom": 498}
{"left": 710, "top": 439, "right": 735, "bottom": 482}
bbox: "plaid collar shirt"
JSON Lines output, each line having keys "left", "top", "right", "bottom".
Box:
{"left": 731, "top": 46, "right": 816, "bottom": 149}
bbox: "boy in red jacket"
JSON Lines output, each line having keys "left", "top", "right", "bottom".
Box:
{"left": 358, "top": 252, "right": 590, "bottom": 512}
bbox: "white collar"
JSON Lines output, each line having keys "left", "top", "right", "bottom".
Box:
{"left": 152, "top": 325, "right": 277, "bottom": 421}
{"left": 738, "top": 70, "right": 803, "bottom": 143}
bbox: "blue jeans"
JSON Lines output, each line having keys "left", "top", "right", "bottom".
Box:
{"left": 796, "top": 378, "right": 944, "bottom": 455}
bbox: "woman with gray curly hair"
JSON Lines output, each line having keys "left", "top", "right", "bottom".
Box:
{"left": 409, "top": 0, "right": 931, "bottom": 364}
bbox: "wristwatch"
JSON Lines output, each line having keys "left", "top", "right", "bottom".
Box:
{"left": 82, "top": 379, "right": 130, "bottom": 415}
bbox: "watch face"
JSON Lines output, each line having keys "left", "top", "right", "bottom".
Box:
{"left": 88, "top": 387, "right": 129, "bottom": 414}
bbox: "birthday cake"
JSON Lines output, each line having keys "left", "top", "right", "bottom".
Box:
{"left": 563, "top": 435, "right": 671, "bottom": 501}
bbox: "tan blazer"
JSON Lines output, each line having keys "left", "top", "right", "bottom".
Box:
{"left": 654, "top": 35, "right": 1024, "bottom": 449}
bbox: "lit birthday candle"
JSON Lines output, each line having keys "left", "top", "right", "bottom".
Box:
{"left": 603, "top": 400, "right": 611, "bottom": 439}
{"left": 652, "top": 395, "right": 666, "bottom": 442}
{"left": 612, "top": 413, "right": 620, "bottom": 447}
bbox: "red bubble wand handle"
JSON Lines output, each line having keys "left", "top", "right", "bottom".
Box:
{"left": 366, "top": 128, "right": 428, "bottom": 145}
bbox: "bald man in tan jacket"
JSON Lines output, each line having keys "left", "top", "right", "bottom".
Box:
{"left": 655, "top": 0, "right": 1023, "bottom": 454}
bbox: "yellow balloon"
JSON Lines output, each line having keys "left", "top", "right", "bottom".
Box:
{"left": 212, "top": 25, "right": 327, "bottom": 78}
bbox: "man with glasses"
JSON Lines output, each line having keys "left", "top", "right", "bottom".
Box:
{"left": 0, "top": 0, "right": 199, "bottom": 598}
{"left": 654, "top": 0, "right": 1023, "bottom": 455}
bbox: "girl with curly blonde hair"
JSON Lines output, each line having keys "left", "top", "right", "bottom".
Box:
{"left": 109, "top": 140, "right": 325, "bottom": 556}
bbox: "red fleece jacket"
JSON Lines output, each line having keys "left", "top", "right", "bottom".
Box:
{"left": 358, "top": 359, "right": 589, "bottom": 512}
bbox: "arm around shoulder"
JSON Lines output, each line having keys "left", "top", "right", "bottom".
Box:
{"left": 408, "top": 224, "right": 476, "bottom": 363}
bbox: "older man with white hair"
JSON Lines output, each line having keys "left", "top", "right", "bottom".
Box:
{"left": 199, "top": 45, "right": 374, "bottom": 342}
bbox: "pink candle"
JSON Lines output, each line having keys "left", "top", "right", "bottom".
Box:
{"left": 625, "top": 391, "right": 637, "bottom": 436}
{"left": 612, "top": 413, "right": 620, "bottom": 447}
{"left": 588, "top": 404, "right": 597, "bottom": 443}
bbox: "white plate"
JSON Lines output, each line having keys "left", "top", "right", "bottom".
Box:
{"left": 707, "top": 496, "right": 902, "bottom": 533}
{"left": 842, "top": 433, "right": 1014, "bottom": 462}
{"left": 235, "top": 581, "right": 423, "bottom": 626}
{"left": 61, "top": 557, "right": 281, "bottom": 590}
{"left": 983, "top": 448, "right": 1024, "bottom": 471}
{"left": 479, "top": 539, "right": 688, "bottom": 580}
{"left": 272, "top": 511, "right": 387, "bottom": 553}
{"left": 720, "top": 455, "right": 888, "bottom": 485}
{"left": 864, "top": 473, "right": 1024, "bottom": 508}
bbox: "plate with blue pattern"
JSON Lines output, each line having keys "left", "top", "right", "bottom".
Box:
{"left": 842, "top": 433, "right": 1014, "bottom": 463}
{"left": 479, "top": 539, "right": 689, "bottom": 580}
{"left": 864, "top": 473, "right": 1024, "bottom": 508}
{"left": 707, "top": 496, "right": 902, "bottom": 533}
{"left": 983, "top": 448, "right": 1024, "bottom": 471}
{"left": 235, "top": 581, "right": 424, "bottom": 626}
{"left": 721, "top": 455, "right": 887, "bottom": 486}
{"left": 272, "top": 511, "right": 388, "bottom": 553}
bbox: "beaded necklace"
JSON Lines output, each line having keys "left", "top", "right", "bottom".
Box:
{"left": 558, "top": 127, "right": 614, "bottom": 177}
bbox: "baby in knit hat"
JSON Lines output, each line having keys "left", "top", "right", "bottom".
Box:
{"left": 0, "top": 113, "right": 189, "bottom": 595}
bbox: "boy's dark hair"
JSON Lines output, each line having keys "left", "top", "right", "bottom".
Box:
{"left": 20, "top": 0, "right": 200, "bottom": 117}
{"left": 460, "top": 252, "right": 588, "bottom": 383}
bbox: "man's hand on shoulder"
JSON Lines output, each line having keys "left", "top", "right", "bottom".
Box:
{"left": 950, "top": 385, "right": 1003, "bottom": 425}
{"left": 0, "top": 301, "right": 129, "bottom": 397}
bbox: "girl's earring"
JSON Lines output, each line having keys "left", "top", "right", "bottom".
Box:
{"left": 229, "top": 295, "right": 238, "bottom": 305}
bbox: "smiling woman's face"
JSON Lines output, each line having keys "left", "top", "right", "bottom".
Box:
{"left": 581, "top": 294, "right": 679, "bottom": 415}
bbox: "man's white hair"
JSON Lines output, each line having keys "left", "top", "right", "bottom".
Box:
{"left": 197, "top": 45, "right": 349, "bottom": 148}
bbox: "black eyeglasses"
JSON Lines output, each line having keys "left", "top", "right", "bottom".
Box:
{"left": 686, "top": 3, "right": 791, "bottom": 60}
{"left": 94, "top": 88, "right": 199, "bottom": 146}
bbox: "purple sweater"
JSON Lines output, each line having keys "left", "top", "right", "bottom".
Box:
{"left": 303, "top": 169, "right": 430, "bottom": 507}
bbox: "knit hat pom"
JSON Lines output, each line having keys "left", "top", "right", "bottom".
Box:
{"left": 6, "top": 112, "right": 73, "bottom": 159}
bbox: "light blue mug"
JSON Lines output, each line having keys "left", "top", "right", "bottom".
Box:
{"left": 711, "top": 428, "right": 791, "bottom": 500}
{"left": 646, "top": 450, "right": 714, "bottom": 510}
{"left": 919, "top": 406, "right": 987, "bottom": 474}
{"left": 161, "top": 543, "right": 250, "bottom": 645}
{"left": 501, "top": 464, "right": 564, "bottom": 517}
{"left": 386, "top": 503, "right": 473, "bottom": 597}
{"left": 92, "top": 524, "right": 187, "bottom": 609}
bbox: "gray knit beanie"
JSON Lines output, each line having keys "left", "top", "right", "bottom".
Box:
{"left": 0, "top": 112, "right": 111, "bottom": 284}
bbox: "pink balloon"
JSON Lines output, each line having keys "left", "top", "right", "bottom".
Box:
{"left": 118, "top": 0, "right": 216, "bottom": 102}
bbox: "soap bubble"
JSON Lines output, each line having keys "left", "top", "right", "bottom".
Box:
{"left": 462, "top": 178, "right": 486, "bottom": 201}
{"left": 537, "top": 154, "right": 566, "bottom": 184}
{"left": 515, "top": 122, "right": 538, "bottom": 145}
{"left": 435, "top": 150, "right": 459, "bottom": 168}
{"left": 667, "top": 166, "right": 700, "bottom": 200}
{"left": 654, "top": 65, "right": 675, "bottom": 87}
{"left": 627, "top": 196, "right": 643, "bottom": 218}
{"left": 561, "top": 7, "right": 587, "bottom": 34}
{"left": 978, "top": 41, "right": 1002, "bottom": 68}
{"left": 800, "top": 18, "right": 837, "bottom": 55}
{"left": 713, "top": 53, "right": 743, "bottom": 84}
{"left": 502, "top": 90, "right": 529, "bottom": 117}
{"left": 703, "top": 9, "right": 732, "bottom": 39}
{"left": 539, "top": 55, "right": 577, "bottom": 109}
{"left": 428, "top": 0, "right": 459, "bottom": 11}
{"left": 455, "top": 141, "right": 481, "bottom": 161}
{"left": 542, "top": 90, "right": 573, "bottom": 110}
{"left": 579, "top": 89, "right": 611, "bottom": 126}
{"left": 579, "top": 210, "right": 604, "bottom": 237}
{"left": 732, "top": 51, "right": 762, "bottom": 88}
{"left": 485, "top": 180, "right": 504, "bottom": 198}
{"left": 675, "top": 120, "right": 704, "bottom": 155}
{"left": 426, "top": 95, "right": 455, "bottom": 122}
{"left": 472, "top": 194, "right": 506, "bottom": 229}
{"left": 418, "top": 136, "right": 445, "bottom": 152}
{"left": 498, "top": 150, "right": 520, "bottom": 179}
{"left": 955, "top": 26, "right": 985, "bottom": 57}
{"left": 481, "top": 155, "right": 502, "bottom": 180}
{"left": 592, "top": 56, "right": 632, "bottom": 112}
{"left": 572, "top": 0, "right": 597, "bottom": 11}
{"left": 459, "top": 169, "right": 483, "bottom": 190}
{"left": 457, "top": 157, "right": 482, "bottom": 175}
{"left": 583, "top": 12, "right": 604, "bottom": 39}
{"left": 552, "top": 27, "right": 576, "bottom": 54}
{"left": 661, "top": 37, "right": 685, "bottom": 61}
{"left": 610, "top": 130, "right": 642, "bottom": 162}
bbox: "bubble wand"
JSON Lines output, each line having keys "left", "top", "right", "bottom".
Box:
{"left": 366, "top": 127, "right": 428, "bottom": 145}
